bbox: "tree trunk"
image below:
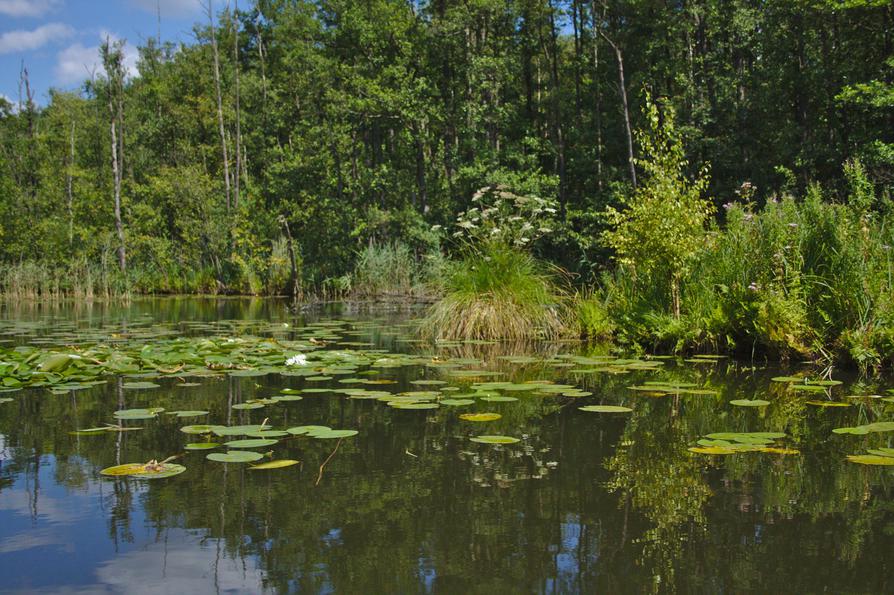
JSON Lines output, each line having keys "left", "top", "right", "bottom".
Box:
{"left": 110, "top": 93, "right": 126, "bottom": 273}
{"left": 208, "top": 1, "right": 231, "bottom": 211}
{"left": 591, "top": 3, "right": 604, "bottom": 190}
{"left": 67, "top": 120, "right": 75, "bottom": 246}
{"left": 233, "top": 0, "right": 242, "bottom": 209}
{"left": 600, "top": 29, "right": 637, "bottom": 188}
{"left": 280, "top": 217, "right": 300, "bottom": 299}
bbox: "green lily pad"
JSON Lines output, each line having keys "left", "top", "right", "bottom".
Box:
{"left": 101, "top": 462, "right": 186, "bottom": 479}
{"left": 168, "top": 410, "right": 209, "bottom": 418}
{"left": 184, "top": 442, "right": 220, "bottom": 450}
{"left": 113, "top": 408, "right": 162, "bottom": 420}
{"left": 122, "top": 382, "right": 161, "bottom": 389}
{"left": 213, "top": 424, "right": 272, "bottom": 437}
{"left": 245, "top": 430, "right": 290, "bottom": 438}
{"left": 206, "top": 451, "right": 264, "bottom": 463}
{"left": 459, "top": 412, "right": 501, "bottom": 422}
{"left": 70, "top": 426, "right": 113, "bottom": 435}
{"left": 180, "top": 424, "right": 219, "bottom": 435}
{"left": 250, "top": 459, "right": 300, "bottom": 470}
{"left": 578, "top": 405, "right": 633, "bottom": 413}
{"left": 223, "top": 438, "right": 279, "bottom": 448}
{"left": 440, "top": 398, "right": 476, "bottom": 406}
{"left": 308, "top": 429, "right": 358, "bottom": 439}
{"left": 847, "top": 454, "right": 894, "bottom": 466}
{"left": 470, "top": 435, "right": 521, "bottom": 444}
{"left": 389, "top": 402, "right": 440, "bottom": 409}
{"left": 232, "top": 402, "right": 265, "bottom": 410}
{"left": 287, "top": 425, "right": 330, "bottom": 435}
{"left": 805, "top": 401, "right": 850, "bottom": 407}
{"left": 479, "top": 395, "right": 519, "bottom": 402}
{"left": 730, "top": 399, "right": 771, "bottom": 407}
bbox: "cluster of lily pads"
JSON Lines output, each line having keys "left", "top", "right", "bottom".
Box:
{"left": 688, "top": 432, "right": 799, "bottom": 456}
{"left": 6, "top": 315, "right": 894, "bottom": 476}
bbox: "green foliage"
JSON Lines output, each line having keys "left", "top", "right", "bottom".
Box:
{"left": 590, "top": 168, "right": 894, "bottom": 369}
{"left": 602, "top": 97, "right": 714, "bottom": 318}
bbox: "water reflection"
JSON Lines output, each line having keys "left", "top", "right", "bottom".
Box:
{"left": 0, "top": 299, "right": 892, "bottom": 593}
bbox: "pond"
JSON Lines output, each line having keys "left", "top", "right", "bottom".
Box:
{"left": 0, "top": 298, "right": 892, "bottom": 593}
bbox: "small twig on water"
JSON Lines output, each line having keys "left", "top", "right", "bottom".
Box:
{"left": 405, "top": 449, "right": 418, "bottom": 458}
{"left": 315, "top": 438, "right": 343, "bottom": 486}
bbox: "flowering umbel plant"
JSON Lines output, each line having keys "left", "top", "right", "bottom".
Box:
{"left": 449, "top": 185, "right": 558, "bottom": 249}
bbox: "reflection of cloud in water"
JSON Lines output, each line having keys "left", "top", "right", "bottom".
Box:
{"left": 89, "top": 530, "right": 267, "bottom": 594}
{"left": 0, "top": 483, "right": 90, "bottom": 525}
{"left": 0, "top": 527, "right": 70, "bottom": 554}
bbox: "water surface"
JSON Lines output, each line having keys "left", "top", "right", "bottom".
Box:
{"left": 0, "top": 298, "right": 892, "bottom": 593}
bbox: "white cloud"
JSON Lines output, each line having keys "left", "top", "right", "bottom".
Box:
{"left": 55, "top": 32, "right": 139, "bottom": 86}
{"left": 0, "top": 22, "right": 73, "bottom": 54}
{"left": 131, "top": 0, "right": 202, "bottom": 19}
{"left": 0, "top": 0, "right": 62, "bottom": 18}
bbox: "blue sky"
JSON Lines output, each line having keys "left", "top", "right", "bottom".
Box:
{"left": 0, "top": 0, "right": 209, "bottom": 106}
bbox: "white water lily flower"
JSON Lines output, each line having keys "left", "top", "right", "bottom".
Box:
{"left": 285, "top": 354, "right": 308, "bottom": 366}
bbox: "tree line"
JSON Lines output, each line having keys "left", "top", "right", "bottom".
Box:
{"left": 0, "top": 0, "right": 891, "bottom": 295}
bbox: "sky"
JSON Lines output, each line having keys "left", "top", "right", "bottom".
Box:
{"left": 0, "top": 0, "right": 209, "bottom": 106}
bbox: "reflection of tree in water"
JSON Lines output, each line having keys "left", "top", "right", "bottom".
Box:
{"left": 604, "top": 397, "right": 712, "bottom": 592}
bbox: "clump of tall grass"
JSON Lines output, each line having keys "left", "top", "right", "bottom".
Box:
{"left": 351, "top": 241, "right": 421, "bottom": 298}
{"left": 420, "top": 243, "right": 567, "bottom": 341}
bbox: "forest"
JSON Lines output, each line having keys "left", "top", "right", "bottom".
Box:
{"left": 1, "top": 0, "right": 893, "bottom": 365}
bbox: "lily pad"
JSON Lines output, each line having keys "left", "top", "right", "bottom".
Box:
{"left": 730, "top": 399, "right": 771, "bottom": 407}
{"left": 578, "top": 405, "right": 633, "bottom": 413}
{"left": 847, "top": 454, "right": 894, "bottom": 466}
{"left": 122, "top": 382, "right": 161, "bottom": 389}
{"left": 101, "top": 462, "right": 186, "bottom": 479}
{"left": 479, "top": 395, "right": 519, "bottom": 402}
{"left": 805, "top": 401, "right": 850, "bottom": 407}
{"left": 113, "top": 408, "right": 162, "bottom": 420}
{"left": 459, "top": 413, "right": 502, "bottom": 422}
{"left": 250, "top": 459, "right": 300, "bottom": 470}
{"left": 168, "top": 410, "right": 209, "bottom": 418}
{"left": 223, "top": 438, "right": 279, "bottom": 449}
{"left": 440, "top": 398, "right": 475, "bottom": 406}
{"left": 470, "top": 435, "right": 521, "bottom": 444}
{"left": 287, "top": 425, "right": 330, "bottom": 436}
{"left": 232, "top": 402, "right": 265, "bottom": 410}
{"left": 184, "top": 442, "right": 220, "bottom": 450}
{"left": 309, "top": 429, "right": 358, "bottom": 439}
{"left": 389, "top": 402, "right": 440, "bottom": 410}
{"left": 206, "top": 451, "right": 264, "bottom": 463}
{"left": 688, "top": 446, "right": 738, "bottom": 455}
{"left": 180, "top": 424, "right": 219, "bottom": 435}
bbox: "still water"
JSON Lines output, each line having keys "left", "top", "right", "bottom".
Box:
{"left": 0, "top": 298, "right": 892, "bottom": 593}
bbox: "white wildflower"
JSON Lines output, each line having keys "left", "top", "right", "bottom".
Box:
{"left": 285, "top": 354, "right": 308, "bottom": 366}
